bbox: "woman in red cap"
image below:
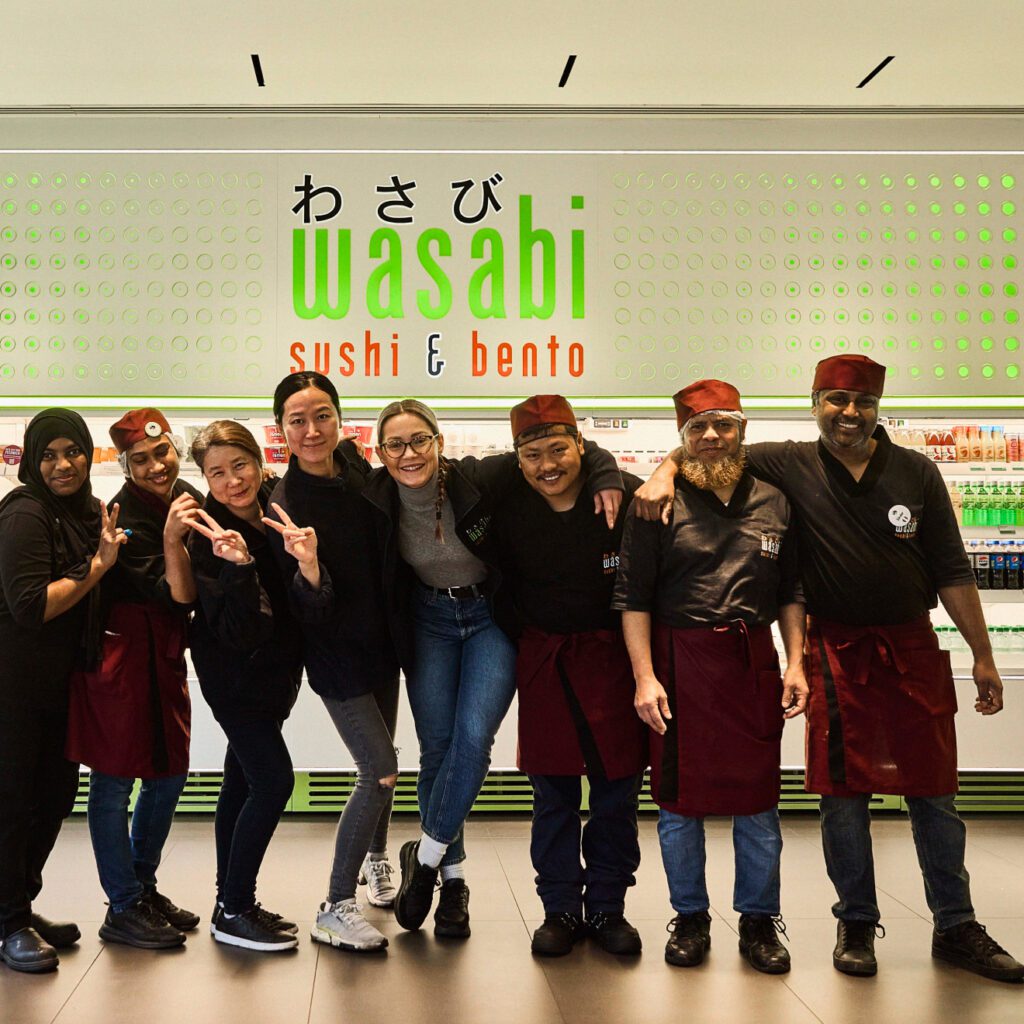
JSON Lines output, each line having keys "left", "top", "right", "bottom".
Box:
{"left": 361, "top": 397, "right": 623, "bottom": 940}
{"left": 66, "top": 408, "right": 203, "bottom": 951}
{"left": 0, "top": 410, "right": 126, "bottom": 973}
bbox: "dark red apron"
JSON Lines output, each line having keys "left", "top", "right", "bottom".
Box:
{"left": 651, "top": 621, "right": 783, "bottom": 817}
{"left": 804, "top": 615, "right": 958, "bottom": 797}
{"left": 66, "top": 601, "right": 191, "bottom": 778}
{"left": 516, "top": 627, "right": 648, "bottom": 779}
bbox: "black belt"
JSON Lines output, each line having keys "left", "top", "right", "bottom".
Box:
{"left": 427, "top": 583, "right": 487, "bottom": 601}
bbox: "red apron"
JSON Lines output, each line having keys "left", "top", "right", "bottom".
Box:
{"left": 651, "top": 622, "right": 783, "bottom": 817}
{"left": 516, "top": 627, "right": 648, "bottom": 779}
{"left": 66, "top": 601, "right": 191, "bottom": 778}
{"left": 804, "top": 615, "right": 957, "bottom": 797}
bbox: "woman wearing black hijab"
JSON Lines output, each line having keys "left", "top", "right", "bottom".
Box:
{"left": 0, "top": 409, "right": 126, "bottom": 973}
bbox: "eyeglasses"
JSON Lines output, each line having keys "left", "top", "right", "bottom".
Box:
{"left": 379, "top": 433, "right": 438, "bottom": 459}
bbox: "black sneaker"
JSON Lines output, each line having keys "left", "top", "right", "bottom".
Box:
{"left": 99, "top": 902, "right": 186, "bottom": 949}
{"left": 394, "top": 840, "right": 439, "bottom": 931}
{"left": 665, "top": 911, "right": 712, "bottom": 967}
{"left": 833, "top": 919, "right": 881, "bottom": 977}
{"left": 209, "top": 903, "right": 222, "bottom": 936}
{"left": 251, "top": 904, "right": 299, "bottom": 936}
{"left": 142, "top": 890, "right": 200, "bottom": 932}
{"left": 738, "top": 914, "right": 791, "bottom": 974}
{"left": 434, "top": 880, "right": 471, "bottom": 939}
{"left": 587, "top": 912, "right": 642, "bottom": 956}
{"left": 212, "top": 908, "right": 299, "bottom": 952}
{"left": 29, "top": 912, "right": 80, "bottom": 948}
{"left": 531, "top": 913, "right": 586, "bottom": 957}
{"left": 932, "top": 920, "right": 1024, "bottom": 983}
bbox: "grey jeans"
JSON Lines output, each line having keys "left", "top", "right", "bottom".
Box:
{"left": 321, "top": 687, "right": 399, "bottom": 903}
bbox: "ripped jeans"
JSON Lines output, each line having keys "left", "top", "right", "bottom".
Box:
{"left": 321, "top": 687, "right": 399, "bottom": 903}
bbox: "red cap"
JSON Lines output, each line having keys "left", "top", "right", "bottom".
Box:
{"left": 672, "top": 379, "right": 743, "bottom": 430}
{"left": 109, "top": 408, "right": 172, "bottom": 454}
{"left": 812, "top": 355, "right": 886, "bottom": 397}
{"left": 510, "top": 394, "right": 577, "bottom": 443}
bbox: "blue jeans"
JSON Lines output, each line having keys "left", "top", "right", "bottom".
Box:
{"left": 529, "top": 773, "right": 643, "bottom": 917}
{"left": 87, "top": 771, "right": 187, "bottom": 913}
{"left": 820, "top": 793, "right": 975, "bottom": 931}
{"left": 406, "top": 586, "right": 517, "bottom": 866}
{"left": 658, "top": 808, "right": 783, "bottom": 916}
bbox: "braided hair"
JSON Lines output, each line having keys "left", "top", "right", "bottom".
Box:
{"left": 434, "top": 455, "right": 449, "bottom": 544}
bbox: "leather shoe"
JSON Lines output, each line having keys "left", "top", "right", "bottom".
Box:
{"left": 531, "top": 913, "right": 586, "bottom": 957}
{"left": 738, "top": 913, "right": 791, "bottom": 974}
{"left": 665, "top": 911, "right": 711, "bottom": 967}
{"left": 833, "top": 919, "right": 880, "bottom": 976}
{"left": 932, "top": 920, "right": 1024, "bottom": 983}
{"left": 1, "top": 927, "right": 59, "bottom": 973}
{"left": 142, "top": 890, "right": 200, "bottom": 931}
{"left": 30, "top": 912, "right": 80, "bottom": 949}
{"left": 588, "top": 912, "right": 642, "bottom": 956}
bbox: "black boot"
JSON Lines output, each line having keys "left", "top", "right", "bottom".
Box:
{"left": 833, "top": 919, "right": 881, "bottom": 976}
{"left": 434, "top": 879, "right": 471, "bottom": 939}
{"left": 738, "top": 914, "right": 791, "bottom": 974}
{"left": 932, "top": 920, "right": 1024, "bottom": 983}
{"left": 394, "top": 840, "right": 439, "bottom": 931}
{"left": 1, "top": 927, "right": 60, "bottom": 973}
{"left": 664, "top": 911, "right": 711, "bottom": 967}
{"left": 531, "top": 913, "right": 586, "bottom": 957}
{"left": 587, "top": 912, "right": 642, "bottom": 955}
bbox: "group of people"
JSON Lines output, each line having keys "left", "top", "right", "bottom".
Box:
{"left": 0, "top": 355, "right": 1020, "bottom": 987}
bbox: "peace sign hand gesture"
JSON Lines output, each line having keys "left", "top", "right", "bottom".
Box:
{"left": 263, "top": 503, "right": 321, "bottom": 590}
{"left": 187, "top": 507, "right": 252, "bottom": 565}
{"left": 95, "top": 502, "right": 129, "bottom": 572}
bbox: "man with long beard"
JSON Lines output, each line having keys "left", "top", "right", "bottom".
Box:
{"left": 613, "top": 379, "right": 808, "bottom": 974}
{"left": 635, "top": 355, "right": 1024, "bottom": 983}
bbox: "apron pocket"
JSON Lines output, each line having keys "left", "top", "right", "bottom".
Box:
{"left": 896, "top": 649, "right": 958, "bottom": 716}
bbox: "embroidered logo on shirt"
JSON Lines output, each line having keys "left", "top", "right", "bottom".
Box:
{"left": 465, "top": 514, "right": 492, "bottom": 544}
{"left": 888, "top": 504, "right": 919, "bottom": 538}
{"left": 760, "top": 534, "right": 781, "bottom": 560}
{"left": 602, "top": 550, "right": 620, "bottom": 574}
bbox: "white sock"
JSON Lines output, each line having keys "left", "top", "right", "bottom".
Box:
{"left": 440, "top": 862, "right": 466, "bottom": 883}
{"left": 417, "top": 834, "right": 448, "bottom": 868}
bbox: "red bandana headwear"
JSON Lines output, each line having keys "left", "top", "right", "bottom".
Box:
{"left": 510, "top": 394, "right": 578, "bottom": 445}
{"left": 812, "top": 355, "right": 886, "bottom": 398}
{"left": 109, "top": 408, "right": 172, "bottom": 454}
{"left": 672, "top": 379, "right": 743, "bottom": 431}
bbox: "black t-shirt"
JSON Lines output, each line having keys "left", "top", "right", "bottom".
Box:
{"left": 492, "top": 472, "right": 642, "bottom": 635}
{"left": 746, "top": 427, "right": 974, "bottom": 626}
{"left": 612, "top": 472, "right": 798, "bottom": 628}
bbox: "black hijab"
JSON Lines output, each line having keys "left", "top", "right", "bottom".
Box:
{"left": 10, "top": 408, "right": 102, "bottom": 579}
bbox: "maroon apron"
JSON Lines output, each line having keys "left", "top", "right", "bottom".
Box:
{"left": 651, "top": 621, "right": 783, "bottom": 817}
{"left": 516, "top": 627, "right": 648, "bottom": 779}
{"left": 804, "top": 615, "right": 958, "bottom": 797}
{"left": 66, "top": 601, "right": 191, "bottom": 778}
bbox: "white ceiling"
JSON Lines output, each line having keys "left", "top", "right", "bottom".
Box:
{"left": 2, "top": 0, "right": 1023, "bottom": 109}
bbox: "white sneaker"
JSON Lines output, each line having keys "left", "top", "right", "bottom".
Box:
{"left": 311, "top": 899, "right": 388, "bottom": 952}
{"left": 358, "top": 855, "right": 397, "bottom": 908}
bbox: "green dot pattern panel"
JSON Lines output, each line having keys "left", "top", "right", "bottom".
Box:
{"left": 0, "top": 162, "right": 271, "bottom": 395}
{"left": 603, "top": 158, "right": 1020, "bottom": 396}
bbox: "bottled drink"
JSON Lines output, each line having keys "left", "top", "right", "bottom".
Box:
{"left": 994, "top": 425, "right": 1007, "bottom": 462}
{"left": 969, "top": 424, "right": 983, "bottom": 461}
{"left": 961, "top": 482, "right": 976, "bottom": 526}
{"left": 1003, "top": 483, "right": 1017, "bottom": 525}
{"left": 955, "top": 424, "right": 971, "bottom": 462}
{"left": 990, "top": 542, "right": 1006, "bottom": 590}
{"left": 948, "top": 481, "right": 963, "bottom": 522}
{"left": 1007, "top": 541, "right": 1022, "bottom": 590}
{"left": 1015, "top": 484, "right": 1024, "bottom": 527}
{"left": 981, "top": 425, "right": 994, "bottom": 462}
{"left": 975, "top": 544, "right": 991, "bottom": 589}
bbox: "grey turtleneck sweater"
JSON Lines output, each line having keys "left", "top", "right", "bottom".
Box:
{"left": 397, "top": 472, "right": 488, "bottom": 588}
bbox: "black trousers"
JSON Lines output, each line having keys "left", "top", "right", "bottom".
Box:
{"left": 213, "top": 710, "right": 295, "bottom": 915}
{"left": 0, "top": 700, "right": 80, "bottom": 938}
{"left": 528, "top": 772, "right": 643, "bottom": 918}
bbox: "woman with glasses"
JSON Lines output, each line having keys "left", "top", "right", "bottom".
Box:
{"left": 361, "top": 399, "right": 623, "bottom": 941}
{"left": 263, "top": 371, "right": 404, "bottom": 955}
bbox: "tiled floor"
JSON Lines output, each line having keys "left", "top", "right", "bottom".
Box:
{"left": 4, "top": 815, "right": 1023, "bottom": 1024}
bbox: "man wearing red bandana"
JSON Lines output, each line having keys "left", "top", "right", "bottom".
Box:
{"left": 636, "top": 355, "right": 1023, "bottom": 983}
{"left": 614, "top": 380, "right": 808, "bottom": 975}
